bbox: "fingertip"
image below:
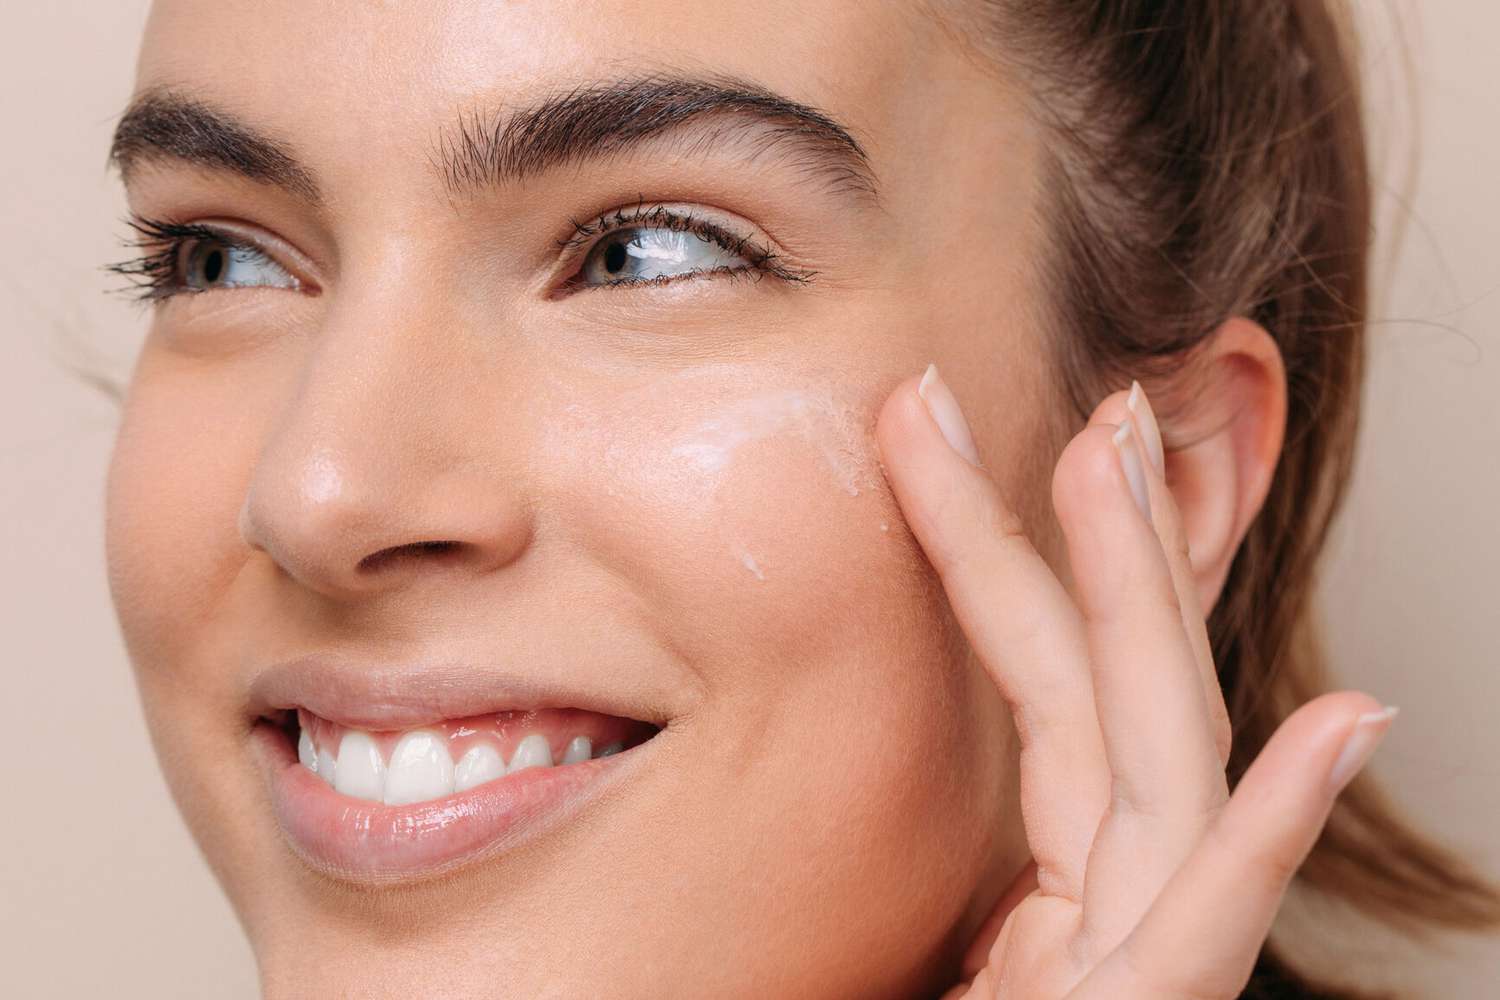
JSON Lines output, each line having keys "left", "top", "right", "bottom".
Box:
{"left": 873, "top": 370, "right": 937, "bottom": 464}
{"left": 1050, "top": 422, "right": 1132, "bottom": 529}
{"left": 1279, "top": 690, "right": 1390, "bottom": 747}
{"left": 1086, "top": 387, "right": 1135, "bottom": 428}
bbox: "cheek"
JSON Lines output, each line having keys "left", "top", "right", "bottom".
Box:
{"left": 106, "top": 358, "right": 257, "bottom": 669}
{"left": 539, "top": 376, "right": 1013, "bottom": 929}
{"left": 540, "top": 377, "right": 912, "bottom": 679}
{"left": 104, "top": 348, "right": 272, "bottom": 818}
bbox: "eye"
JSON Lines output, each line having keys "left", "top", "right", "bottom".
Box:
{"left": 578, "top": 226, "right": 749, "bottom": 286}
{"left": 110, "top": 217, "right": 306, "bottom": 302}
{"left": 180, "top": 237, "right": 297, "bottom": 293}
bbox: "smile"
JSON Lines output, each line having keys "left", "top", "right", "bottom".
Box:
{"left": 249, "top": 658, "right": 666, "bottom": 881}
{"left": 293, "top": 708, "right": 652, "bottom": 804}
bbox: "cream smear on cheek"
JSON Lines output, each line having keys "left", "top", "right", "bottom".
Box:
{"left": 668, "top": 389, "right": 873, "bottom": 499}
{"left": 666, "top": 386, "right": 882, "bottom": 581}
{"left": 544, "top": 368, "right": 884, "bottom": 585}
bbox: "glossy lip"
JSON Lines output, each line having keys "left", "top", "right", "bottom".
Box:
{"left": 249, "top": 652, "right": 675, "bottom": 731}
{"left": 248, "top": 653, "right": 671, "bottom": 881}
{"left": 254, "top": 722, "right": 652, "bottom": 882}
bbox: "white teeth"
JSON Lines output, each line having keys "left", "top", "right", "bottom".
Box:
{"left": 297, "top": 723, "right": 610, "bottom": 803}
{"left": 298, "top": 728, "right": 317, "bottom": 771}
{"left": 316, "top": 745, "right": 337, "bottom": 786}
{"left": 383, "top": 730, "right": 455, "bottom": 806}
{"left": 508, "top": 733, "right": 554, "bottom": 773}
{"left": 454, "top": 744, "right": 506, "bottom": 793}
{"left": 334, "top": 730, "right": 386, "bottom": 802}
{"left": 562, "top": 736, "right": 592, "bottom": 764}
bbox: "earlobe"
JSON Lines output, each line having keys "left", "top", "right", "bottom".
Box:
{"left": 1161, "top": 318, "right": 1288, "bottom": 612}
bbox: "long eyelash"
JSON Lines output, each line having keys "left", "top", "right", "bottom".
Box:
{"left": 558, "top": 200, "right": 816, "bottom": 287}
{"left": 105, "top": 215, "right": 223, "bottom": 302}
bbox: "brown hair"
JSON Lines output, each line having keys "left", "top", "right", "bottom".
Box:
{"left": 956, "top": 0, "right": 1500, "bottom": 994}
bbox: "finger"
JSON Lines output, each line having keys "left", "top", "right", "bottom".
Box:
{"left": 1051, "top": 405, "right": 1227, "bottom": 938}
{"left": 877, "top": 365, "right": 1109, "bottom": 902}
{"left": 1054, "top": 398, "right": 1224, "bottom": 815}
{"left": 961, "top": 860, "right": 1038, "bottom": 979}
{"left": 1101, "top": 382, "right": 1230, "bottom": 765}
{"left": 1067, "top": 692, "right": 1395, "bottom": 1000}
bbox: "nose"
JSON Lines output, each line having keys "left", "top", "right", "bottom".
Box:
{"left": 239, "top": 303, "right": 534, "bottom": 600}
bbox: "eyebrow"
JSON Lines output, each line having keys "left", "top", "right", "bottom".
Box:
{"left": 109, "top": 74, "right": 876, "bottom": 204}
{"left": 109, "top": 90, "right": 321, "bottom": 201}
{"left": 437, "top": 74, "right": 877, "bottom": 201}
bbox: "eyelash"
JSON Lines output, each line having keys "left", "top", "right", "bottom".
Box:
{"left": 107, "top": 203, "right": 816, "bottom": 303}
{"left": 108, "top": 216, "right": 262, "bottom": 303}
{"left": 557, "top": 202, "right": 815, "bottom": 290}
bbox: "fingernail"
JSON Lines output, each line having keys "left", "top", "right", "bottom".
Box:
{"left": 1327, "top": 706, "right": 1399, "bottom": 793}
{"left": 1112, "top": 420, "right": 1152, "bottom": 523}
{"left": 918, "top": 363, "right": 981, "bottom": 467}
{"left": 1126, "top": 381, "right": 1166, "bottom": 477}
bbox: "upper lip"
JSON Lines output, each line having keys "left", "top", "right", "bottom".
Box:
{"left": 249, "top": 651, "right": 675, "bottom": 731}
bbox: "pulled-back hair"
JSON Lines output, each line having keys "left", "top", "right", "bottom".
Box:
{"left": 957, "top": 1, "right": 1500, "bottom": 995}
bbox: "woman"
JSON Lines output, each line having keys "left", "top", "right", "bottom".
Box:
{"left": 103, "top": 0, "right": 1500, "bottom": 996}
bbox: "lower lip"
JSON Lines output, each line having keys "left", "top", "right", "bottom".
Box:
{"left": 252, "top": 723, "right": 643, "bottom": 881}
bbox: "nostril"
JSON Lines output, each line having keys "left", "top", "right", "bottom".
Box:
{"left": 357, "top": 540, "right": 463, "bottom": 574}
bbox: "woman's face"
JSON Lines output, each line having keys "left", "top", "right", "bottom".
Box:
{"left": 107, "top": 1, "right": 1054, "bottom": 995}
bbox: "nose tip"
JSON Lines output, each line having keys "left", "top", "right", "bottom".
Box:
{"left": 240, "top": 444, "right": 532, "bottom": 599}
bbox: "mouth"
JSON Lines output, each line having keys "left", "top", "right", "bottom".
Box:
{"left": 284, "top": 708, "right": 657, "bottom": 804}
{"left": 249, "top": 658, "right": 666, "bottom": 882}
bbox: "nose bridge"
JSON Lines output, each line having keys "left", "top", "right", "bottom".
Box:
{"left": 241, "top": 286, "right": 532, "bottom": 598}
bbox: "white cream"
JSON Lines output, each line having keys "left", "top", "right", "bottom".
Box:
{"left": 669, "top": 389, "right": 873, "bottom": 497}
{"left": 738, "top": 550, "right": 766, "bottom": 581}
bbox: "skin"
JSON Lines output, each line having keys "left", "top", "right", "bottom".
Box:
{"left": 106, "top": 1, "right": 1389, "bottom": 997}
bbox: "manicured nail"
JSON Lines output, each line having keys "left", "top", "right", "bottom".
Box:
{"left": 918, "top": 363, "right": 981, "bottom": 466}
{"left": 1327, "top": 706, "right": 1399, "bottom": 793}
{"left": 1112, "top": 420, "right": 1152, "bottom": 523}
{"left": 1126, "top": 381, "right": 1166, "bottom": 477}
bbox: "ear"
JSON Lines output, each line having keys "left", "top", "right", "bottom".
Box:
{"left": 1163, "top": 318, "right": 1288, "bottom": 611}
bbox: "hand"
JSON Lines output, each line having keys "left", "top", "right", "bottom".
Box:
{"left": 875, "top": 365, "right": 1396, "bottom": 999}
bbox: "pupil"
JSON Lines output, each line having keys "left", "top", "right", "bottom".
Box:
{"left": 603, "top": 241, "right": 628, "bottom": 274}
{"left": 201, "top": 248, "right": 225, "bottom": 284}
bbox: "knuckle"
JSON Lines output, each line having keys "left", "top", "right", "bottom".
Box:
{"left": 1118, "top": 935, "right": 1248, "bottom": 1000}
{"left": 1210, "top": 709, "right": 1234, "bottom": 765}
{"left": 975, "top": 481, "right": 1028, "bottom": 544}
{"left": 1203, "top": 815, "right": 1302, "bottom": 895}
{"left": 1108, "top": 779, "right": 1227, "bottom": 832}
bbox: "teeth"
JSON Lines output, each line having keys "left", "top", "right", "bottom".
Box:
{"left": 298, "top": 728, "right": 317, "bottom": 771}
{"left": 562, "top": 736, "right": 592, "bottom": 764}
{"left": 383, "top": 731, "right": 455, "bottom": 806}
{"left": 316, "top": 745, "right": 337, "bottom": 786}
{"left": 508, "top": 733, "right": 554, "bottom": 773}
{"left": 454, "top": 744, "right": 506, "bottom": 793}
{"left": 298, "top": 724, "right": 627, "bottom": 802}
{"left": 334, "top": 730, "right": 386, "bottom": 802}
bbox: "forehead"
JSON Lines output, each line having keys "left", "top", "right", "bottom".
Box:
{"left": 137, "top": 0, "right": 945, "bottom": 174}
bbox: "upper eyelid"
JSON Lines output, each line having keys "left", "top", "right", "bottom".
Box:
{"left": 169, "top": 220, "right": 311, "bottom": 281}
{"left": 556, "top": 203, "right": 760, "bottom": 259}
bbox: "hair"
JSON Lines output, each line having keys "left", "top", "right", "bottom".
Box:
{"left": 956, "top": 0, "right": 1500, "bottom": 995}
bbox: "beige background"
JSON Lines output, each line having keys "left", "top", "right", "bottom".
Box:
{"left": 1, "top": 3, "right": 1495, "bottom": 997}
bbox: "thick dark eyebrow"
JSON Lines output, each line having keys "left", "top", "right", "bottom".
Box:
{"left": 107, "top": 75, "right": 876, "bottom": 206}
{"left": 109, "top": 89, "right": 320, "bottom": 201}
{"left": 436, "top": 74, "right": 877, "bottom": 202}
